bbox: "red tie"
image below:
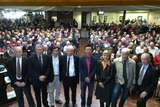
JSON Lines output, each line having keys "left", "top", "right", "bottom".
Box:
{"left": 86, "top": 57, "right": 91, "bottom": 74}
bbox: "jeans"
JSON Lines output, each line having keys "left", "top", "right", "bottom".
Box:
{"left": 81, "top": 81, "right": 94, "bottom": 106}
{"left": 111, "top": 82, "right": 129, "bottom": 107}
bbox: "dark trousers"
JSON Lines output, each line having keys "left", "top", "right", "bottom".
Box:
{"left": 136, "top": 86, "right": 152, "bottom": 107}
{"left": 137, "top": 96, "right": 150, "bottom": 107}
{"left": 33, "top": 82, "right": 49, "bottom": 107}
{"left": 81, "top": 81, "right": 94, "bottom": 106}
{"left": 14, "top": 86, "right": 35, "bottom": 107}
{"left": 62, "top": 76, "right": 77, "bottom": 104}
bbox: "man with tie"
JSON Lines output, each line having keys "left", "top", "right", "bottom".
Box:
{"left": 111, "top": 48, "right": 136, "bottom": 107}
{"left": 60, "top": 45, "right": 79, "bottom": 107}
{"left": 79, "top": 44, "right": 97, "bottom": 107}
{"left": 29, "top": 44, "right": 53, "bottom": 107}
{"left": 5, "top": 46, "right": 35, "bottom": 107}
{"left": 135, "top": 53, "right": 157, "bottom": 107}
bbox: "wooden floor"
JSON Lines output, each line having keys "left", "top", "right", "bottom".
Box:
{"left": 1, "top": 38, "right": 160, "bottom": 107}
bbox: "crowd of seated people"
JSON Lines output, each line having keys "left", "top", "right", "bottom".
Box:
{"left": 0, "top": 18, "right": 80, "bottom": 60}
{"left": 0, "top": 17, "right": 160, "bottom": 107}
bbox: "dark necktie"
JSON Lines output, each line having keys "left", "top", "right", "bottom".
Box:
{"left": 39, "top": 56, "right": 42, "bottom": 67}
{"left": 138, "top": 66, "right": 145, "bottom": 85}
{"left": 17, "top": 58, "right": 21, "bottom": 78}
{"left": 67, "top": 57, "right": 70, "bottom": 77}
{"left": 123, "top": 60, "right": 127, "bottom": 82}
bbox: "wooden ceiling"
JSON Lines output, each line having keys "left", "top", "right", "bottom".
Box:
{"left": 0, "top": 0, "right": 160, "bottom": 6}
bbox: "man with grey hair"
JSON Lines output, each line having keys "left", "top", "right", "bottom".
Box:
{"left": 135, "top": 53, "right": 157, "bottom": 107}
{"left": 29, "top": 44, "right": 52, "bottom": 107}
{"left": 5, "top": 46, "right": 35, "bottom": 107}
{"left": 60, "top": 45, "right": 79, "bottom": 107}
{"left": 111, "top": 48, "right": 136, "bottom": 107}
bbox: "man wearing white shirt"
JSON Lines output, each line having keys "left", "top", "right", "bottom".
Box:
{"left": 135, "top": 53, "right": 157, "bottom": 107}
{"left": 48, "top": 46, "right": 63, "bottom": 107}
{"left": 135, "top": 41, "right": 145, "bottom": 54}
{"left": 148, "top": 41, "right": 159, "bottom": 57}
{"left": 5, "top": 46, "right": 35, "bottom": 107}
{"left": 60, "top": 45, "right": 79, "bottom": 107}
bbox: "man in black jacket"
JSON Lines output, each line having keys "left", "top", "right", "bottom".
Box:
{"left": 136, "top": 53, "right": 158, "bottom": 107}
{"left": 5, "top": 46, "right": 35, "bottom": 107}
{"left": 29, "top": 44, "right": 53, "bottom": 107}
{"left": 60, "top": 45, "right": 79, "bottom": 107}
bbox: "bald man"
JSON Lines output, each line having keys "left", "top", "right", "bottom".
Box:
{"left": 60, "top": 45, "right": 79, "bottom": 107}
{"left": 5, "top": 46, "right": 35, "bottom": 107}
{"left": 136, "top": 53, "right": 157, "bottom": 107}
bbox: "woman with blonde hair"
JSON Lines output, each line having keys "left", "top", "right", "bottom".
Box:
{"left": 95, "top": 50, "right": 116, "bottom": 107}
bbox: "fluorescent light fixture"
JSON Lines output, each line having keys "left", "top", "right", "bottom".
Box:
{"left": 98, "top": 11, "right": 104, "bottom": 15}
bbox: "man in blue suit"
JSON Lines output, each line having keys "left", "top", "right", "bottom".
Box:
{"left": 79, "top": 44, "right": 97, "bottom": 107}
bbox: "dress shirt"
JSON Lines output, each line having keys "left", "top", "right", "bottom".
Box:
{"left": 67, "top": 55, "right": 75, "bottom": 77}
{"left": 86, "top": 57, "right": 91, "bottom": 73}
{"left": 52, "top": 56, "right": 59, "bottom": 75}
{"left": 16, "top": 57, "right": 22, "bottom": 80}
{"left": 140, "top": 64, "right": 149, "bottom": 79}
{"left": 135, "top": 46, "right": 144, "bottom": 54}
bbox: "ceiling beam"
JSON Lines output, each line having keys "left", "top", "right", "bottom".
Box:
{"left": 0, "top": 0, "right": 160, "bottom": 6}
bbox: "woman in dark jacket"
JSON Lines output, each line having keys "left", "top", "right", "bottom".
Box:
{"left": 95, "top": 50, "right": 115, "bottom": 107}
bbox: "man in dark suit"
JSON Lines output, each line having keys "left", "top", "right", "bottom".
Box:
{"left": 47, "top": 46, "right": 63, "bottom": 107}
{"left": 5, "top": 46, "right": 35, "bottom": 107}
{"left": 135, "top": 53, "right": 157, "bottom": 107}
{"left": 79, "top": 44, "right": 97, "bottom": 107}
{"left": 29, "top": 44, "right": 53, "bottom": 107}
{"left": 60, "top": 45, "right": 79, "bottom": 107}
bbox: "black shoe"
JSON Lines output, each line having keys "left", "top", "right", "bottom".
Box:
{"left": 157, "top": 97, "right": 160, "bottom": 101}
{"left": 55, "top": 99, "right": 63, "bottom": 104}
{"left": 73, "top": 103, "right": 78, "bottom": 107}
{"left": 50, "top": 106, "right": 54, "bottom": 107}
{"left": 63, "top": 102, "right": 69, "bottom": 107}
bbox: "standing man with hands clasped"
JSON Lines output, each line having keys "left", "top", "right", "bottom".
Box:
{"left": 5, "top": 46, "right": 35, "bottom": 107}
{"left": 111, "top": 48, "right": 136, "bottom": 107}
{"left": 29, "top": 44, "right": 52, "bottom": 107}
{"left": 47, "top": 46, "right": 63, "bottom": 107}
{"left": 135, "top": 53, "right": 157, "bottom": 107}
{"left": 79, "top": 44, "right": 97, "bottom": 107}
{"left": 60, "top": 45, "right": 79, "bottom": 107}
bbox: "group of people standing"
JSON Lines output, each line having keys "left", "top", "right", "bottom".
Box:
{"left": 5, "top": 42, "right": 158, "bottom": 107}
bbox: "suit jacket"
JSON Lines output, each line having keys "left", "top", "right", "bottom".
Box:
{"left": 49, "top": 55, "right": 62, "bottom": 82}
{"left": 136, "top": 64, "right": 157, "bottom": 97}
{"left": 28, "top": 54, "right": 52, "bottom": 86}
{"left": 79, "top": 55, "right": 97, "bottom": 82}
{"left": 60, "top": 55, "right": 79, "bottom": 84}
{"left": 113, "top": 57, "right": 136, "bottom": 88}
{"left": 5, "top": 56, "right": 30, "bottom": 87}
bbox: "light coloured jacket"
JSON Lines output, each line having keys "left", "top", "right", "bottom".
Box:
{"left": 113, "top": 57, "right": 136, "bottom": 88}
